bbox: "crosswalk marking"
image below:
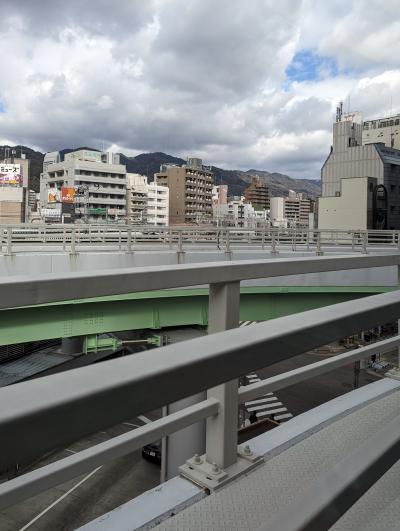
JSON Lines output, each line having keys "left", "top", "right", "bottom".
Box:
{"left": 257, "top": 407, "right": 287, "bottom": 417}
{"left": 247, "top": 402, "right": 283, "bottom": 412}
{"left": 274, "top": 413, "right": 293, "bottom": 421}
{"left": 240, "top": 320, "right": 293, "bottom": 424}
{"left": 245, "top": 397, "right": 276, "bottom": 406}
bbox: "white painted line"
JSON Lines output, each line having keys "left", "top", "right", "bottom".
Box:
{"left": 123, "top": 422, "right": 141, "bottom": 428}
{"left": 257, "top": 407, "right": 287, "bottom": 417}
{"left": 138, "top": 415, "right": 152, "bottom": 424}
{"left": 274, "top": 413, "right": 293, "bottom": 421}
{"left": 245, "top": 398, "right": 275, "bottom": 406}
{"left": 64, "top": 449, "right": 76, "bottom": 454}
{"left": 247, "top": 405, "right": 276, "bottom": 412}
{"left": 247, "top": 374, "right": 258, "bottom": 378}
{"left": 246, "top": 405, "right": 269, "bottom": 412}
{"left": 19, "top": 466, "right": 102, "bottom": 530}
{"left": 245, "top": 397, "right": 278, "bottom": 406}
{"left": 263, "top": 392, "right": 273, "bottom": 396}
{"left": 260, "top": 402, "right": 283, "bottom": 409}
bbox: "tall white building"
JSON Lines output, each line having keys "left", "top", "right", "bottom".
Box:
{"left": 41, "top": 149, "right": 127, "bottom": 223}
{"left": 126, "top": 173, "right": 169, "bottom": 226}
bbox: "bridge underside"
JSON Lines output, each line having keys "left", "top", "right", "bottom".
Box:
{"left": 1, "top": 286, "right": 394, "bottom": 346}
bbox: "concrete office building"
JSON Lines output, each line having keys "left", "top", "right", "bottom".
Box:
{"left": 320, "top": 107, "right": 400, "bottom": 230}
{"left": 0, "top": 155, "right": 29, "bottom": 224}
{"left": 126, "top": 173, "right": 169, "bottom": 226}
{"left": 155, "top": 158, "right": 213, "bottom": 225}
{"left": 363, "top": 114, "right": 400, "bottom": 150}
{"left": 244, "top": 176, "right": 270, "bottom": 210}
{"left": 41, "top": 149, "right": 127, "bottom": 223}
{"left": 319, "top": 177, "right": 376, "bottom": 230}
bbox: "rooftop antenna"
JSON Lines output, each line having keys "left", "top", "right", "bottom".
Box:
{"left": 336, "top": 101, "right": 343, "bottom": 122}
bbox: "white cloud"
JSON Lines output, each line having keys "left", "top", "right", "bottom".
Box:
{"left": 0, "top": 1, "right": 400, "bottom": 179}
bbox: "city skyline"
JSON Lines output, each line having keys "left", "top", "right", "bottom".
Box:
{"left": 0, "top": 1, "right": 400, "bottom": 180}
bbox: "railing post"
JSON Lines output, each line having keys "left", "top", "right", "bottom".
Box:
{"left": 225, "top": 229, "right": 231, "bottom": 255}
{"left": 127, "top": 226, "right": 133, "bottom": 253}
{"left": 261, "top": 228, "right": 265, "bottom": 250}
{"left": 70, "top": 227, "right": 77, "bottom": 255}
{"left": 271, "top": 230, "right": 278, "bottom": 255}
{"left": 6, "top": 227, "right": 13, "bottom": 256}
{"left": 397, "top": 231, "right": 400, "bottom": 251}
{"left": 362, "top": 231, "right": 368, "bottom": 254}
{"left": 316, "top": 231, "right": 323, "bottom": 256}
{"left": 206, "top": 281, "right": 240, "bottom": 469}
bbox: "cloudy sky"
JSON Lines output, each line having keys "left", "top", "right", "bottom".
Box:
{"left": 0, "top": 0, "right": 400, "bottom": 178}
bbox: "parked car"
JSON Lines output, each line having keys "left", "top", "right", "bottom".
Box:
{"left": 142, "top": 441, "right": 161, "bottom": 465}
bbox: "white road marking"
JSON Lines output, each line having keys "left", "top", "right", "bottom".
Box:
{"left": 257, "top": 407, "right": 287, "bottom": 417}
{"left": 245, "top": 399, "right": 271, "bottom": 406}
{"left": 19, "top": 467, "right": 102, "bottom": 531}
{"left": 247, "top": 402, "right": 282, "bottom": 412}
{"left": 64, "top": 449, "right": 76, "bottom": 454}
{"left": 274, "top": 413, "right": 293, "bottom": 421}
{"left": 245, "top": 397, "right": 277, "bottom": 406}
{"left": 138, "top": 415, "right": 152, "bottom": 424}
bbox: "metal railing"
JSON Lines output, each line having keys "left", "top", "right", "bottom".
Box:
{"left": 1, "top": 224, "right": 400, "bottom": 255}
{"left": 1, "top": 254, "right": 400, "bottom": 530}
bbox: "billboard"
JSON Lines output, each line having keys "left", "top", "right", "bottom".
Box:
{"left": 48, "top": 188, "right": 60, "bottom": 203}
{"left": 341, "top": 111, "right": 363, "bottom": 125}
{"left": 0, "top": 163, "right": 23, "bottom": 187}
{"left": 61, "top": 186, "right": 75, "bottom": 204}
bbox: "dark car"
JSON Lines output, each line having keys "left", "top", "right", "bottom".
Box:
{"left": 142, "top": 441, "right": 161, "bottom": 465}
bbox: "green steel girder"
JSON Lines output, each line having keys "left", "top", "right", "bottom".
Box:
{"left": 0, "top": 286, "right": 395, "bottom": 347}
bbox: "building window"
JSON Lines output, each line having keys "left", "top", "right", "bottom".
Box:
{"left": 391, "top": 185, "right": 396, "bottom": 192}
{"left": 390, "top": 205, "right": 395, "bottom": 212}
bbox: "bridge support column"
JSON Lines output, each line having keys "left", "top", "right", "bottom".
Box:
{"left": 61, "top": 336, "right": 84, "bottom": 356}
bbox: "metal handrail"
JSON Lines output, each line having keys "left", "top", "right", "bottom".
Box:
{"left": 0, "top": 254, "right": 398, "bottom": 309}
{"left": 0, "top": 254, "right": 400, "bottom": 518}
{"left": 1, "top": 224, "right": 400, "bottom": 255}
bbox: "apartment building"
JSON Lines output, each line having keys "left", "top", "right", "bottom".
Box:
{"left": 269, "top": 191, "right": 313, "bottom": 228}
{"left": 147, "top": 182, "right": 169, "bottom": 226}
{"left": 212, "top": 184, "right": 228, "bottom": 205}
{"left": 41, "top": 149, "right": 127, "bottom": 223}
{"left": 155, "top": 158, "right": 213, "bottom": 225}
{"left": 126, "top": 173, "right": 169, "bottom": 226}
{"left": 244, "top": 176, "right": 270, "bottom": 210}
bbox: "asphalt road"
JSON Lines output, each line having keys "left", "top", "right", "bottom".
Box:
{"left": 0, "top": 413, "right": 161, "bottom": 531}
{"left": 257, "top": 348, "right": 380, "bottom": 416}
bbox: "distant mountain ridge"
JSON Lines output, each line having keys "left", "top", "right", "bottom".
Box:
{"left": 0, "top": 145, "right": 321, "bottom": 198}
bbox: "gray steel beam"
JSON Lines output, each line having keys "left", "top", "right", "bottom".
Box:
{"left": 0, "top": 254, "right": 398, "bottom": 308}
{"left": 260, "top": 414, "right": 400, "bottom": 531}
{"left": 1, "top": 290, "right": 400, "bottom": 470}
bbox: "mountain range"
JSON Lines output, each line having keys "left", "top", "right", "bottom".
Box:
{"left": 0, "top": 145, "right": 321, "bottom": 198}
